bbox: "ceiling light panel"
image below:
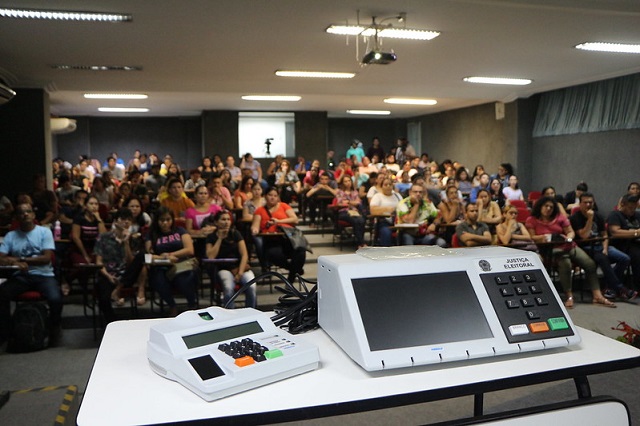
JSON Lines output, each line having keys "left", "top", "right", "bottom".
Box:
{"left": 346, "top": 110, "right": 391, "bottom": 115}
{"left": 326, "top": 25, "right": 439, "bottom": 41}
{"left": 463, "top": 77, "right": 532, "bottom": 86}
{"left": 53, "top": 65, "right": 142, "bottom": 71}
{"left": 575, "top": 42, "right": 640, "bottom": 54}
{"left": 0, "top": 7, "right": 131, "bottom": 22}
{"left": 84, "top": 94, "right": 148, "bottom": 99}
{"left": 98, "top": 107, "right": 149, "bottom": 112}
{"left": 384, "top": 98, "right": 437, "bottom": 105}
{"left": 275, "top": 70, "right": 355, "bottom": 79}
{"left": 241, "top": 95, "right": 301, "bottom": 101}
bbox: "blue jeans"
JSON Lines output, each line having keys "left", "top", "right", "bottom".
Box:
{"left": 587, "top": 245, "right": 630, "bottom": 291}
{"left": 0, "top": 273, "right": 62, "bottom": 339}
{"left": 376, "top": 220, "right": 394, "bottom": 246}
{"left": 149, "top": 267, "right": 197, "bottom": 309}
{"left": 218, "top": 269, "right": 256, "bottom": 308}
{"left": 401, "top": 232, "right": 446, "bottom": 247}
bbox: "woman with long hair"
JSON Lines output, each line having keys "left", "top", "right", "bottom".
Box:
{"left": 334, "top": 174, "right": 366, "bottom": 248}
{"left": 234, "top": 176, "right": 255, "bottom": 210}
{"left": 489, "top": 178, "right": 506, "bottom": 209}
{"left": 242, "top": 181, "right": 265, "bottom": 221}
{"left": 274, "top": 159, "right": 301, "bottom": 204}
{"left": 206, "top": 210, "right": 256, "bottom": 308}
{"left": 146, "top": 207, "right": 198, "bottom": 316}
{"left": 184, "top": 184, "right": 221, "bottom": 237}
{"left": 525, "top": 196, "right": 614, "bottom": 309}
{"left": 198, "top": 156, "right": 215, "bottom": 182}
{"left": 496, "top": 204, "right": 535, "bottom": 248}
{"left": 251, "top": 187, "right": 305, "bottom": 282}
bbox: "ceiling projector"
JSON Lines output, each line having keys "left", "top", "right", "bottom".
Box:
{"left": 361, "top": 50, "right": 397, "bottom": 65}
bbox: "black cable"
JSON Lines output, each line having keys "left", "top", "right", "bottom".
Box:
{"left": 223, "top": 271, "right": 319, "bottom": 334}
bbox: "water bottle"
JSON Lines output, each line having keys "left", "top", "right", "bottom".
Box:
{"left": 53, "top": 220, "right": 62, "bottom": 240}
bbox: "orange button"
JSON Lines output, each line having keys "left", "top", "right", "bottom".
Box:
{"left": 235, "top": 356, "right": 255, "bottom": 367}
{"left": 529, "top": 322, "right": 550, "bottom": 333}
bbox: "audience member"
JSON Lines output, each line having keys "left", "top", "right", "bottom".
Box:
{"left": 496, "top": 204, "right": 535, "bottom": 248}
{"left": 570, "top": 193, "right": 635, "bottom": 301}
{"left": 242, "top": 181, "right": 265, "bottom": 221}
{"left": 526, "top": 196, "right": 613, "bottom": 308}
{"left": 274, "top": 159, "right": 301, "bottom": 204}
{"left": 184, "top": 169, "right": 205, "bottom": 191}
{"left": 146, "top": 207, "right": 198, "bottom": 316}
{"left": 469, "top": 173, "right": 490, "bottom": 204}
{"left": 251, "top": 187, "right": 305, "bottom": 283}
{"left": 542, "top": 186, "right": 567, "bottom": 216}
{"left": 161, "top": 178, "right": 195, "bottom": 219}
{"left": 607, "top": 194, "right": 640, "bottom": 291}
{"left": 396, "top": 183, "right": 445, "bottom": 247}
{"left": 334, "top": 175, "right": 366, "bottom": 248}
{"left": 184, "top": 184, "right": 221, "bottom": 238}
{"left": 369, "top": 177, "right": 403, "bottom": 246}
{"left": 491, "top": 163, "right": 513, "bottom": 189}
{"left": 94, "top": 208, "right": 145, "bottom": 323}
{"left": 503, "top": 175, "right": 525, "bottom": 202}
{"left": 207, "top": 175, "right": 234, "bottom": 210}
{"left": 234, "top": 176, "right": 255, "bottom": 210}
{"left": 456, "top": 203, "right": 492, "bottom": 247}
{"left": 31, "top": 173, "right": 58, "bottom": 227}
{"left": 224, "top": 155, "right": 242, "bottom": 188}
{"left": 198, "top": 156, "right": 215, "bottom": 182}
{"left": 489, "top": 178, "right": 506, "bottom": 209}
{"left": 476, "top": 188, "right": 502, "bottom": 233}
{"left": 0, "top": 202, "right": 63, "bottom": 346}
{"left": 305, "top": 173, "right": 336, "bottom": 227}
{"left": 565, "top": 182, "right": 588, "bottom": 212}
{"left": 346, "top": 140, "right": 365, "bottom": 164}
{"left": 206, "top": 210, "right": 256, "bottom": 308}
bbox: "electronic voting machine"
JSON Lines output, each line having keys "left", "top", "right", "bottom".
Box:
{"left": 318, "top": 246, "right": 581, "bottom": 371}
{"left": 147, "top": 307, "right": 319, "bottom": 401}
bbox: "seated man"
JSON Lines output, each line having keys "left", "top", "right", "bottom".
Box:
{"left": 607, "top": 194, "right": 640, "bottom": 291}
{"left": 0, "top": 203, "right": 63, "bottom": 346}
{"left": 455, "top": 203, "right": 492, "bottom": 247}
{"left": 396, "top": 183, "right": 445, "bottom": 247}
{"left": 570, "top": 193, "right": 634, "bottom": 300}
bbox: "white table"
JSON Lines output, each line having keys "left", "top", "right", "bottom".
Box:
{"left": 77, "top": 319, "right": 640, "bottom": 425}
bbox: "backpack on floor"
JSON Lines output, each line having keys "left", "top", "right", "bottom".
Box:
{"left": 7, "top": 303, "right": 50, "bottom": 353}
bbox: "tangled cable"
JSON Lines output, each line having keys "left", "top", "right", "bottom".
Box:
{"left": 224, "top": 271, "right": 318, "bottom": 334}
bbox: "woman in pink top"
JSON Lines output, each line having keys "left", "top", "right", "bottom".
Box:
{"left": 525, "top": 196, "right": 613, "bottom": 309}
{"left": 184, "top": 184, "right": 221, "bottom": 237}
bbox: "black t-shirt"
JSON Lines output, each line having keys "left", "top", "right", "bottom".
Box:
{"left": 569, "top": 211, "right": 605, "bottom": 241}
{"left": 206, "top": 229, "right": 243, "bottom": 271}
{"left": 73, "top": 213, "right": 100, "bottom": 251}
{"left": 606, "top": 210, "right": 640, "bottom": 251}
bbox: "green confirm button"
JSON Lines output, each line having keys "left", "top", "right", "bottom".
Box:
{"left": 548, "top": 317, "right": 569, "bottom": 331}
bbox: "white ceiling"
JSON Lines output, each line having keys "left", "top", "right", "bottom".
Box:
{"left": 1, "top": 0, "right": 640, "bottom": 118}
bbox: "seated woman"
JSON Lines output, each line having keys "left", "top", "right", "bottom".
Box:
{"left": 369, "top": 177, "right": 402, "bottom": 246}
{"left": 274, "top": 159, "right": 301, "bottom": 204}
{"left": 68, "top": 195, "right": 107, "bottom": 295}
{"left": 184, "top": 184, "right": 221, "bottom": 238}
{"left": 503, "top": 175, "right": 525, "bottom": 203}
{"left": 94, "top": 208, "right": 145, "bottom": 323}
{"left": 456, "top": 167, "right": 474, "bottom": 198}
{"left": 206, "top": 210, "right": 256, "bottom": 308}
{"left": 234, "top": 176, "right": 255, "bottom": 210}
{"left": 496, "top": 204, "right": 536, "bottom": 249}
{"left": 251, "top": 187, "right": 306, "bottom": 283}
{"left": 525, "top": 197, "right": 614, "bottom": 309}
{"left": 242, "top": 181, "right": 265, "bottom": 221}
{"left": 146, "top": 207, "right": 198, "bottom": 316}
{"left": 475, "top": 189, "right": 502, "bottom": 233}
{"left": 334, "top": 175, "right": 366, "bottom": 248}
{"left": 489, "top": 178, "right": 506, "bottom": 209}
{"left": 123, "top": 196, "right": 151, "bottom": 305}
{"left": 438, "top": 185, "right": 464, "bottom": 225}
{"left": 542, "top": 186, "right": 568, "bottom": 216}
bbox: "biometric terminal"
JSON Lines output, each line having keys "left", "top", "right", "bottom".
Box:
{"left": 147, "top": 307, "right": 320, "bottom": 401}
{"left": 318, "top": 246, "right": 580, "bottom": 371}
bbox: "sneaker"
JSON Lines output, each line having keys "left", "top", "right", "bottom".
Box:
{"left": 603, "top": 289, "right": 617, "bottom": 300}
{"left": 620, "top": 288, "right": 638, "bottom": 301}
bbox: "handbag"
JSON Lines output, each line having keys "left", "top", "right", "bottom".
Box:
{"left": 279, "top": 226, "right": 313, "bottom": 253}
{"left": 166, "top": 258, "right": 197, "bottom": 280}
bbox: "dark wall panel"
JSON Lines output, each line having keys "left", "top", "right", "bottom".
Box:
{"left": 531, "top": 128, "right": 640, "bottom": 212}
{"left": 56, "top": 116, "right": 202, "bottom": 170}
{"left": 0, "top": 88, "right": 49, "bottom": 198}
{"left": 327, "top": 118, "right": 405, "bottom": 161}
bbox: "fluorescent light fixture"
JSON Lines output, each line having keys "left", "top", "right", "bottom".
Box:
{"left": 98, "top": 107, "right": 149, "bottom": 113}
{"left": 575, "top": 42, "right": 640, "bottom": 54}
{"left": 53, "top": 65, "right": 142, "bottom": 71}
{"left": 346, "top": 110, "right": 391, "bottom": 116}
{"left": 275, "top": 70, "right": 355, "bottom": 79}
{"left": 0, "top": 7, "right": 131, "bottom": 22}
{"left": 463, "top": 77, "right": 532, "bottom": 86}
{"left": 384, "top": 98, "right": 437, "bottom": 106}
{"left": 84, "top": 94, "right": 148, "bottom": 99}
{"left": 326, "top": 25, "right": 439, "bottom": 41}
{"left": 241, "top": 95, "right": 301, "bottom": 102}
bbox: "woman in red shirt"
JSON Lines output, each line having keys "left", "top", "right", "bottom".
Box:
{"left": 251, "top": 187, "right": 305, "bottom": 282}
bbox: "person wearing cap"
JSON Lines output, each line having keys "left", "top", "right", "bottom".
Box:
{"left": 346, "top": 140, "right": 365, "bottom": 165}
{"left": 607, "top": 194, "right": 640, "bottom": 291}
